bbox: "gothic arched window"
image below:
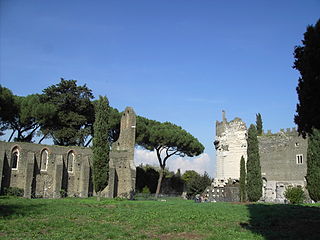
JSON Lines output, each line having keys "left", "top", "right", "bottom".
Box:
{"left": 67, "top": 151, "right": 74, "bottom": 173}
{"left": 41, "top": 149, "right": 49, "bottom": 171}
{"left": 11, "top": 148, "right": 19, "bottom": 170}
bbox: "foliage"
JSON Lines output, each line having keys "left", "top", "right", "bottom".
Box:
{"left": 246, "top": 124, "right": 262, "bottom": 202}
{"left": 142, "top": 186, "right": 151, "bottom": 194}
{"left": 136, "top": 165, "right": 184, "bottom": 194}
{"left": 0, "top": 85, "right": 17, "bottom": 136}
{"left": 2, "top": 187, "right": 24, "bottom": 197}
{"left": 184, "top": 171, "right": 211, "bottom": 199}
{"left": 40, "top": 78, "right": 94, "bottom": 146}
{"left": 255, "top": 113, "right": 263, "bottom": 136}
{"left": 306, "top": 128, "right": 320, "bottom": 202}
{"left": 284, "top": 186, "right": 305, "bottom": 204}
{"left": 182, "top": 170, "right": 199, "bottom": 184}
{"left": 136, "top": 116, "right": 204, "bottom": 197}
{"left": 293, "top": 19, "right": 320, "bottom": 137}
{"left": 239, "top": 156, "right": 246, "bottom": 202}
{"left": 0, "top": 91, "right": 56, "bottom": 142}
{"left": 92, "top": 96, "right": 110, "bottom": 194}
{"left": 108, "top": 107, "right": 121, "bottom": 143}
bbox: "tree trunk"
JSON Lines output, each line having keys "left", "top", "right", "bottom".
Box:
{"left": 155, "top": 168, "right": 164, "bottom": 199}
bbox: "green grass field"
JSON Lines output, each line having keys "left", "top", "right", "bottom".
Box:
{"left": 1, "top": 197, "right": 320, "bottom": 240}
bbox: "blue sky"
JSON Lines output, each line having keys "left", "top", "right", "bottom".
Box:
{"left": 1, "top": 0, "right": 319, "bottom": 176}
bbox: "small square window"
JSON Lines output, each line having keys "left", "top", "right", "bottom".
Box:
{"left": 296, "top": 154, "right": 303, "bottom": 165}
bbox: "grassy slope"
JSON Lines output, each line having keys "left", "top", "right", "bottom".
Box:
{"left": 0, "top": 197, "right": 320, "bottom": 240}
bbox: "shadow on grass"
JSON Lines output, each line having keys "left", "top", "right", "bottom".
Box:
{"left": 241, "top": 204, "right": 320, "bottom": 240}
{"left": 0, "top": 197, "right": 44, "bottom": 218}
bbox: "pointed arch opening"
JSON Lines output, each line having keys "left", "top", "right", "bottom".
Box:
{"left": 40, "top": 149, "right": 49, "bottom": 171}
{"left": 67, "top": 151, "right": 75, "bottom": 173}
{"left": 11, "top": 147, "right": 20, "bottom": 170}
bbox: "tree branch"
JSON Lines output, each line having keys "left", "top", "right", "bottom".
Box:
{"left": 163, "top": 149, "right": 178, "bottom": 167}
{"left": 156, "top": 147, "right": 164, "bottom": 168}
{"left": 8, "top": 130, "right": 16, "bottom": 142}
{"left": 84, "top": 137, "right": 93, "bottom": 147}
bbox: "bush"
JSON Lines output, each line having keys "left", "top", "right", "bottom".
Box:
{"left": 142, "top": 186, "right": 151, "bottom": 194}
{"left": 284, "top": 186, "right": 305, "bottom": 204}
{"left": 3, "top": 187, "right": 24, "bottom": 197}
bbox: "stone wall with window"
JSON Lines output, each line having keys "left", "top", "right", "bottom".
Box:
{"left": 0, "top": 107, "right": 137, "bottom": 199}
{"left": 258, "top": 128, "right": 308, "bottom": 202}
{"left": 0, "top": 141, "right": 93, "bottom": 198}
{"left": 213, "top": 112, "right": 309, "bottom": 203}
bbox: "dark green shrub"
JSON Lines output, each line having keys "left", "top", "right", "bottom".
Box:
{"left": 3, "top": 187, "right": 24, "bottom": 197}
{"left": 284, "top": 186, "right": 305, "bottom": 204}
{"left": 142, "top": 186, "right": 151, "bottom": 194}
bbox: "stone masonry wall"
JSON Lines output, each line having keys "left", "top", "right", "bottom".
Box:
{"left": 214, "top": 112, "right": 308, "bottom": 203}
{"left": 0, "top": 141, "right": 92, "bottom": 198}
{"left": 102, "top": 107, "right": 137, "bottom": 198}
{"left": 0, "top": 107, "right": 137, "bottom": 199}
{"left": 259, "top": 129, "right": 308, "bottom": 202}
{"left": 215, "top": 111, "right": 247, "bottom": 179}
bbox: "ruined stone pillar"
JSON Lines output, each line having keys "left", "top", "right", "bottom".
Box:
{"left": 24, "top": 152, "right": 35, "bottom": 198}
{"left": 79, "top": 156, "right": 90, "bottom": 198}
{"left": 52, "top": 154, "right": 63, "bottom": 198}
{"left": 108, "top": 107, "right": 136, "bottom": 198}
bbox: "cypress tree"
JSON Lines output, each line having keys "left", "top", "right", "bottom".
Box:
{"left": 92, "top": 96, "right": 110, "bottom": 200}
{"left": 246, "top": 124, "right": 262, "bottom": 202}
{"left": 256, "top": 113, "right": 263, "bottom": 136}
{"left": 306, "top": 128, "right": 320, "bottom": 202}
{"left": 293, "top": 19, "right": 320, "bottom": 137}
{"left": 239, "top": 156, "right": 246, "bottom": 202}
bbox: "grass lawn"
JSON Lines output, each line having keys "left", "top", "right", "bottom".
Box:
{"left": 1, "top": 197, "right": 320, "bottom": 240}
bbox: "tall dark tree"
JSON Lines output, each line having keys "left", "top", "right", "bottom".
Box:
{"left": 246, "top": 124, "right": 262, "bottom": 202}
{"left": 40, "top": 78, "right": 94, "bottom": 146}
{"left": 256, "top": 113, "right": 263, "bottom": 136}
{"left": 239, "top": 155, "right": 246, "bottom": 202}
{"left": 306, "top": 128, "right": 320, "bottom": 202}
{"left": 136, "top": 116, "right": 204, "bottom": 198}
{"left": 293, "top": 19, "right": 320, "bottom": 137}
{"left": 92, "top": 96, "right": 110, "bottom": 200}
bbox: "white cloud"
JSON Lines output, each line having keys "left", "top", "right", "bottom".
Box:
{"left": 134, "top": 148, "right": 159, "bottom": 167}
{"left": 167, "top": 153, "right": 211, "bottom": 175}
{"left": 134, "top": 148, "right": 213, "bottom": 176}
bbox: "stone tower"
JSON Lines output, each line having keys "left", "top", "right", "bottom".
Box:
{"left": 214, "top": 111, "right": 247, "bottom": 180}
{"left": 104, "top": 107, "right": 137, "bottom": 198}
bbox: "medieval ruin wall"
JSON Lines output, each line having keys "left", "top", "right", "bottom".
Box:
{"left": 0, "top": 107, "right": 137, "bottom": 199}
{"left": 213, "top": 111, "right": 308, "bottom": 202}
{"left": 259, "top": 129, "right": 308, "bottom": 202}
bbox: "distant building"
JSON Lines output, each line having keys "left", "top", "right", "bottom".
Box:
{"left": 211, "top": 111, "right": 308, "bottom": 203}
